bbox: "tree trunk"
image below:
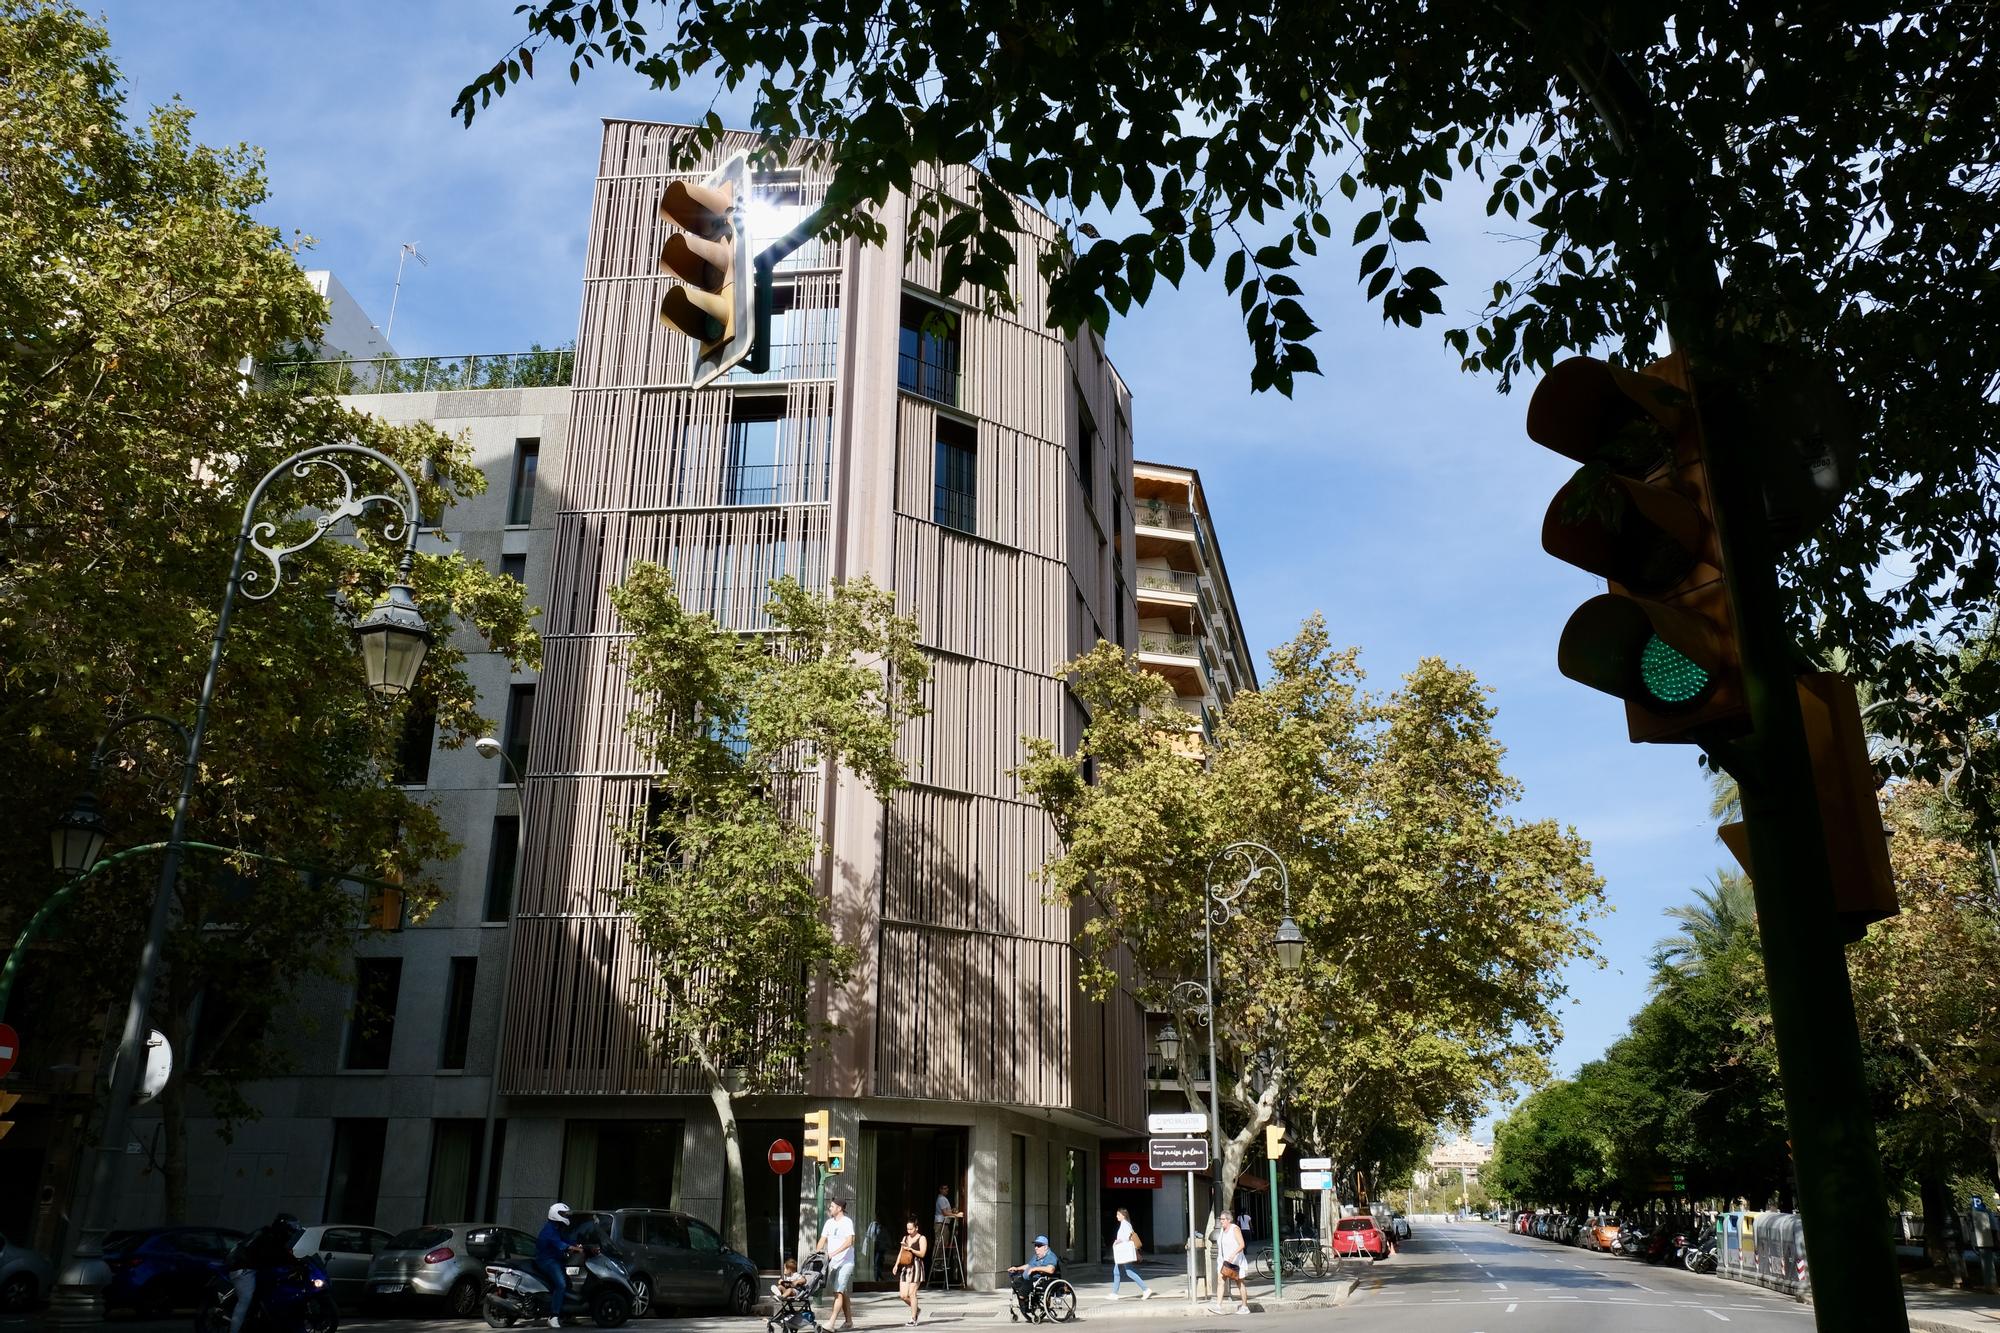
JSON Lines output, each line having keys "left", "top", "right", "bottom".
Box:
{"left": 1920, "top": 1171, "right": 1953, "bottom": 1274}
{"left": 709, "top": 1077, "right": 751, "bottom": 1255}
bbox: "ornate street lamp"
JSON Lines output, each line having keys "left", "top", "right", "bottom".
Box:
{"left": 1155, "top": 1023, "right": 1182, "bottom": 1068}
{"left": 49, "top": 791, "right": 110, "bottom": 877}
{"left": 1274, "top": 915, "right": 1306, "bottom": 972}
{"left": 355, "top": 581, "right": 431, "bottom": 697}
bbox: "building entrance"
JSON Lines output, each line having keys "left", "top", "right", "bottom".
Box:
{"left": 854, "top": 1124, "right": 967, "bottom": 1288}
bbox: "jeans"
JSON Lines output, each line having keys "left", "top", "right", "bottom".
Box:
{"left": 227, "top": 1271, "right": 257, "bottom": 1333}
{"left": 536, "top": 1260, "right": 568, "bottom": 1320}
{"left": 1111, "top": 1264, "right": 1148, "bottom": 1295}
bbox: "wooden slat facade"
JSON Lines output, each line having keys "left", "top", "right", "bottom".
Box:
{"left": 501, "top": 122, "right": 1145, "bottom": 1134}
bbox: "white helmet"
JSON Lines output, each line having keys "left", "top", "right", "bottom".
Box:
{"left": 549, "top": 1202, "right": 572, "bottom": 1225}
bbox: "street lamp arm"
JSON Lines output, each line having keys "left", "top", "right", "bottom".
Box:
{"left": 1203, "top": 840, "right": 1292, "bottom": 926}
{"left": 240, "top": 444, "right": 424, "bottom": 600}
{"left": 86, "top": 714, "right": 194, "bottom": 771}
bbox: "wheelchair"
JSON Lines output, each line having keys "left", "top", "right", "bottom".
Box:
{"left": 1007, "top": 1272, "right": 1077, "bottom": 1324}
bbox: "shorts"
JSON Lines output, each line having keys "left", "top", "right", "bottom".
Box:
{"left": 830, "top": 1263, "right": 855, "bottom": 1293}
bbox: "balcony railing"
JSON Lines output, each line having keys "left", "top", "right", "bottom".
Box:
{"left": 899, "top": 351, "right": 960, "bottom": 406}
{"left": 1135, "top": 498, "right": 1199, "bottom": 534}
{"left": 1139, "top": 632, "right": 1201, "bottom": 659}
{"left": 1136, "top": 567, "right": 1201, "bottom": 597}
{"left": 270, "top": 347, "right": 576, "bottom": 395}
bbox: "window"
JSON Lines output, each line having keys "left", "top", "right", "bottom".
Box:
{"left": 507, "top": 439, "right": 540, "bottom": 526}
{"left": 505, "top": 683, "right": 536, "bottom": 776}
{"left": 1078, "top": 396, "right": 1096, "bottom": 499}
{"left": 325, "top": 1120, "right": 387, "bottom": 1225}
{"left": 439, "top": 957, "right": 478, "bottom": 1069}
{"left": 343, "top": 959, "right": 402, "bottom": 1070}
{"left": 898, "top": 297, "right": 959, "bottom": 405}
{"left": 391, "top": 699, "right": 435, "bottom": 786}
{"left": 484, "top": 816, "right": 520, "bottom": 923}
{"left": 560, "top": 1120, "right": 683, "bottom": 1211}
{"left": 933, "top": 418, "right": 977, "bottom": 535}
{"left": 500, "top": 553, "right": 527, "bottom": 584}
{"left": 726, "top": 398, "right": 786, "bottom": 504}
{"left": 424, "top": 1119, "right": 484, "bottom": 1223}
{"left": 686, "top": 1219, "right": 723, "bottom": 1254}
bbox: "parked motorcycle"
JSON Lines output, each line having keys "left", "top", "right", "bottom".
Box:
{"left": 482, "top": 1247, "right": 635, "bottom": 1329}
{"left": 195, "top": 1257, "right": 337, "bottom": 1333}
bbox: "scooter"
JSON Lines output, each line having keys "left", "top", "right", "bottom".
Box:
{"left": 195, "top": 1257, "right": 337, "bottom": 1333}
{"left": 483, "top": 1247, "right": 636, "bottom": 1329}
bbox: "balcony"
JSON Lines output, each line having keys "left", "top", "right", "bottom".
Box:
{"left": 1136, "top": 567, "right": 1202, "bottom": 599}
{"left": 270, "top": 347, "right": 575, "bottom": 395}
{"left": 898, "top": 351, "right": 960, "bottom": 407}
{"left": 1139, "top": 632, "right": 1200, "bottom": 659}
{"left": 1135, "top": 497, "right": 1199, "bottom": 534}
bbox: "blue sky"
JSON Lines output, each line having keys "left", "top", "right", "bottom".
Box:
{"left": 94, "top": 2, "right": 1730, "bottom": 1118}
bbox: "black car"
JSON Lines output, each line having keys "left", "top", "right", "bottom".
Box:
{"left": 572, "top": 1210, "right": 758, "bottom": 1317}
{"left": 102, "top": 1227, "right": 246, "bottom": 1314}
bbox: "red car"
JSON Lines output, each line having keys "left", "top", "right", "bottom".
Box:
{"left": 1331, "top": 1216, "right": 1390, "bottom": 1260}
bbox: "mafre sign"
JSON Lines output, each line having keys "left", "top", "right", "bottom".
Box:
{"left": 1147, "top": 1137, "right": 1211, "bottom": 1172}
{"left": 1147, "top": 1112, "right": 1208, "bottom": 1135}
{"left": 768, "top": 1139, "right": 797, "bottom": 1175}
{"left": 1105, "top": 1155, "right": 1162, "bottom": 1190}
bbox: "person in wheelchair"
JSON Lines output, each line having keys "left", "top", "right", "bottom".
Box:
{"left": 1007, "top": 1236, "right": 1061, "bottom": 1319}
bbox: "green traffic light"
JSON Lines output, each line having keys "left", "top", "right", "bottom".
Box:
{"left": 1639, "top": 634, "right": 1711, "bottom": 706}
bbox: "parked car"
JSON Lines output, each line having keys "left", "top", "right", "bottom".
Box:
{"left": 366, "top": 1223, "right": 534, "bottom": 1317}
{"left": 1330, "top": 1216, "right": 1389, "bottom": 1261}
{"left": 0, "top": 1234, "right": 55, "bottom": 1313}
{"left": 1588, "top": 1218, "right": 1622, "bottom": 1252}
{"left": 573, "top": 1208, "right": 758, "bottom": 1316}
{"left": 101, "top": 1227, "right": 245, "bottom": 1314}
{"left": 294, "top": 1224, "right": 394, "bottom": 1307}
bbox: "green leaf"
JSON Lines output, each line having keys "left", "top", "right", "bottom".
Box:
{"left": 1353, "top": 211, "right": 1382, "bottom": 243}
{"left": 1224, "top": 249, "right": 1247, "bottom": 293}
{"left": 1387, "top": 215, "right": 1429, "bottom": 244}
{"left": 1359, "top": 242, "right": 1389, "bottom": 277}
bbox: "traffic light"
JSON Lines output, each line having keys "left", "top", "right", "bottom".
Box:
{"left": 1530, "top": 352, "right": 1749, "bottom": 744}
{"left": 1265, "top": 1124, "right": 1287, "bottom": 1160}
{"left": 825, "top": 1137, "right": 847, "bottom": 1174}
{"left": 804, "top": 1109, "right": 830, "bottom": 1163}
{"left": 0, "top": 1091, "right": 19, "bottom": 1143}
{"left": 365, "top": 878, "right": 403, "bottom": 932}
{"left": 658, "top": 151, "right": 754, "bottom": 388}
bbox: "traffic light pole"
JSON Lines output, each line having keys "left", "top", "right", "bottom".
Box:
{"left": 1268, "top": 1165, "right": 1283, "bottom": 1299}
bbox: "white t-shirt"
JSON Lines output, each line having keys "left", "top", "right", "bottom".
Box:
{"left": 823, "top": 1214, "right": 856, "bottom": 1267}
{"left": 1218, "top": 1221, "right": 1245, "bottom": 1264}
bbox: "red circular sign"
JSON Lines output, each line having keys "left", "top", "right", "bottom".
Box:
{"left": 0, "top": 1023, "right": 18, "bottom": 1078}
{"left": 768, "top": 1138, "right": 797, "bottom": 1175}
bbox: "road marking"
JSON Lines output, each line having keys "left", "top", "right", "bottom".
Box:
{"left": 1493, "top": 1282, "right": 1506, "bottom": 1290}
{"left": 1505, "top": 1303, "right": 1517, "bottom": 1313}
{"left": 1632, "top": 1283, "right": 1659, "bottom": 1292}
{"left": 1704, "top": 1311, "right": 1731, "bottom": 1323}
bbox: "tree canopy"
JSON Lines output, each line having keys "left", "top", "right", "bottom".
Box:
{"left": 457, "top": 0, "right": 2000, "bottom": 785}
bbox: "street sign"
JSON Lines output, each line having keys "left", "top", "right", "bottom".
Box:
{"left": 768, "top": 1138, "right": 797, "bottom": 1175}
{"left": 1148, "top": 1112, "right": 1208, "bottom": 1134}
{"left": 1301, "top": 1170, "right": 1334, "bottom": 1191}
{"left": 1147, "top": 1137, "right": 1210, "bottom": 1172}
{"left": 1298, "top": 1157, "right": 1332, "bottom": 1170}
{"left": 1104, "top": 1156, "right": 1162, "bottom": 1189}
{"left": 0, "top": 1023, "right": 17, "bottom": 1077}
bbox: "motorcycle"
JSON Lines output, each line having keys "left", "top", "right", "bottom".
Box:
{"left": 195, "top": 1258, "right": 337, "bottom": 1333}
{"left": 483, "top": 1248, "right": 636, "bottom": 1329}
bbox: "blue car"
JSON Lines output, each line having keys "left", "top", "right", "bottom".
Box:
{"left": 103, "top": 1227, "right": 246, "bottom": 1314}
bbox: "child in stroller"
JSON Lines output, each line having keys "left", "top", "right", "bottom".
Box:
{"left": 768, "top": 1252, "right": 828, "bottom": 1333}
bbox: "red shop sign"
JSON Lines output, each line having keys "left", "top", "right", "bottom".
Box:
{"left": 1104, "top": 1153, "right": 1162, "bottom": 1190}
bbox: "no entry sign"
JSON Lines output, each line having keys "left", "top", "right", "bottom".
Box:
{"left": 0, "top": 1023, "right": 17, "bottom": 1077}
{"left": 768, "top": 1138, "right": 797, "bottom": 1175}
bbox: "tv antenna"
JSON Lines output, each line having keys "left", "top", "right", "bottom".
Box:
{"left": 384, "top": 242, "right": 429, "bottom": 341}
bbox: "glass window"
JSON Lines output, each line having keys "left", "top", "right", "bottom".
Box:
{"left": 685, "top": 1219, "right": 722, "bottom": 1254}
{"left": 726, "top": 398, "right": 786, "bottom": 505}
{"left": 424, "top": 1120, "right": 483, "bottom": 1223}
{"left": 500, "top": 553, "right": 527, "bottom": 584}
{"left": 388, "top": 1228, "right": 452, "bottom": 1252}
{"left": 648, "top": 1214, "right": 689, "bottom": 1249}
{"left": 898, "top": 297, "right": 959, "bottom": 405}
{"left": 485, "top": 817, "right": 520, "bottom": 923}
{"left": 933, "top": 418, "right": 977, "bottom": 536}
{"left": 508, "top": 440, "right": 540, "bottom": 525}
{"left": 505, "top": 683, "right": 536, "bottom": 776}
{"left": 344, "top": 959, "right": 401, "bottom": 1070}
{"left": 1077, "top": 396, "right": 1096, "bottom": 499}
{"left": 326, "top": 1119, "right": 387, "bottom": 1222}
{"left": 439, "top": 957, "right": 477, "bottom": 1070}
{"left": 391, "top": 699, "right": 435, "bottom": 786}
{"left": 505, "top": 1229, "right": 538, "bottom": 1260}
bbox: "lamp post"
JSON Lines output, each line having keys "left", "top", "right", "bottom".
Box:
{"left": 1157, "top": 841, "right": 1301, "bottom": 1307}
{"left": 48, "top": 445, "right": 431, "bottom": 1324}
{"left": 471, "top": 734, "right": 528, "bottom": 1221}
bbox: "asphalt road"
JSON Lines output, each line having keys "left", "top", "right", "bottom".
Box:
{"left": 1333, "top": 1221, "right": 1813, "bottom": 1330}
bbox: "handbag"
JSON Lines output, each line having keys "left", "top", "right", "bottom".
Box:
{"left": 896, "top": 1244, "right": 917, "bottom": 1269}
{"left": 1113, "top": 1237, "right": 1138, "bottom": 1264}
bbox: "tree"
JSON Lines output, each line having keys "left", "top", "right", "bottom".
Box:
{"left": 610, "top": 565, "right": 927, "bottom": 1253}
{"left": 456, "top": 0, "right": 2000, "bottom": 781}
{"left": 1651, "top": 871, "right": 1758, "bottom": 976}
{"left": 0, "top": 0, "right": 538, "bottom": 1216}
{"left": 1019, "top": 619, "right": 1602, "bottom": 1230}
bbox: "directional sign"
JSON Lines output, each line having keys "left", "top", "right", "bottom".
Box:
{"left": 1148, "top": 1112, "right": 1208, "bottom": 1135}
{"left": 768, "top": 1138, "right": 797, "bottom": 1175}
{"left": 1147, "top": 1137, "right": 1211, "bottom": 1172}
{"left": 1301, "top": 1170, "right": 1334, "bottom": 1191}
{"left": 1298, "top": 1157, "right": 1332, "bottom": 1170}
{"left": 0, "top": 1023, "right": 17, "bottom": 1078}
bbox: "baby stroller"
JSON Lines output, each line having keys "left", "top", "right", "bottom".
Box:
{"left": 767, "top": 1252, "right": 829, "bottom": 1333}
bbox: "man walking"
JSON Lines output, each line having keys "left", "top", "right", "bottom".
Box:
{"left": 820, "top": 1197, "right": 857, "bottom": 1330}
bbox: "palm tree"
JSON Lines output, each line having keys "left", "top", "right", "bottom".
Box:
{"left": 1651, "top": 871, "right": 1758, "bottom": 977}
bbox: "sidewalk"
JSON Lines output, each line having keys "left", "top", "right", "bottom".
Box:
{"left": 1902, "top": 1279, "right": 2000, "bottom": 1332}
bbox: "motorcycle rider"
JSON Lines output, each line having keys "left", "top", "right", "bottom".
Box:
{"left": 537, "top": 1203, "right": 578, "bottom": 1327}
{"left": 226, "top": 1213, "right": 304, "bottom": 1333}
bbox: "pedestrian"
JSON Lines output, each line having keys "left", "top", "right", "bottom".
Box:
{"left": 819, "top": 1197, "right": 857, "bottom": 1330}
{"left": 1210, "top": 1214, "right": 1250, "bottom": 1315}
{"left": 896, "top": 1218, "right": 928, "bottom": 1325}
{"left": 1109, "top": 1207, "right": 1153, "bottom": 1300}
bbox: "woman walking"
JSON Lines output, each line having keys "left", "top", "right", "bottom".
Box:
{"left": 1110, "top": 1208, "right": 1154, "bottom": 1300}
{"left": 896, "top": 1217, "right": 929, "bottom": 1325}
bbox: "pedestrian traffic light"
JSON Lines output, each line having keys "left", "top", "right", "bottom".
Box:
{"left": 1530, "top": 352, "right": 1749, "bottom": 744}
{"left": 658, "top": 151, "right": 754, "bottom": 389}
{"left": 804, "top": 1109, "right": 830, "bottom": 1163}
{"left": 0, "top": 1091, "right": 19, "bottom": 1143}
{"left": 1265, "top": 1124, "right": 1287, "bottom": 1160}
{"left": 825, "top": 1137, "right": 846, "bottom": 1174}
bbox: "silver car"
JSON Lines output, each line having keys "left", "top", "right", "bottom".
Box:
{"left": 365, "top": 1223, "right": 535, "bottom": 1318}
{"left": 294, "top": 1224, "right": 393, "bottom": 1307}
{"left": 0, "top": 1233, "right": 55, "bottom": 1313}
